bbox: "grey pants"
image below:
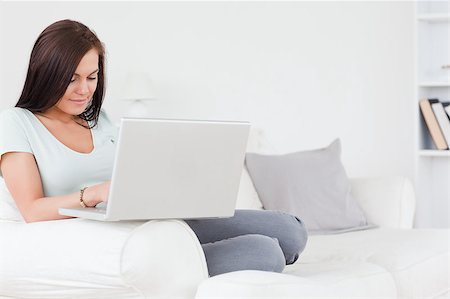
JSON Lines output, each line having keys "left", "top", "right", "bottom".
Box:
{"left": 186, "top": 209, "right": 308, "bottom": 276}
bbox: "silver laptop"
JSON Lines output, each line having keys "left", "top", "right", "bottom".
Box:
{"left": 59, "top": 118, "right": 250, "bottom": 221}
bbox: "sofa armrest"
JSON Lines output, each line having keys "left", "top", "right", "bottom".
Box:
{"left": 121, "top": 219, "right": 209, "bottom": 297}
{"left": 0, "top": 218, "right": 208, "bottom": 298}
{"left": 349, "top": 176, "right": 416, "bottom": 229}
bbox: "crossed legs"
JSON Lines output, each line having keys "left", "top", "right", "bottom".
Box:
{"left": 186, "top": 209, "right": 308, "bottom": 276}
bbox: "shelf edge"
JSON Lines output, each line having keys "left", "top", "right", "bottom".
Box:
{"left": 419, "top": 82, "right": 450, "bottom": 87}
{"left": 418, "top": 150, "right": 450, "bottom": 157}
{"left": 417, "top": 14, "right": 450, "bottom": 22}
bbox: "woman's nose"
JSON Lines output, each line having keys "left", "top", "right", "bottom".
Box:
{"left": 76, "top": 79, "right": 89, "bottom": 94}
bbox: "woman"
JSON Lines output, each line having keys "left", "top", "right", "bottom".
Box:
{"left": 0, "top": 19, "right": 307, "bottom": 276}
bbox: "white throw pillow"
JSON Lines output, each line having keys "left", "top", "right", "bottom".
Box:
{"left": 235, "top": 167, "right": 263, "bottom": 210}
{"left": 0, "top": 181, "right": 23, "bottom": 221}
{"left": 234, "top": 127, "right": 277, "bottom": 210}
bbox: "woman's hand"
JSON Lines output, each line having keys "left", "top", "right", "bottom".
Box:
{"left": 83, "top": 181, "right": 111, "bottom": 207}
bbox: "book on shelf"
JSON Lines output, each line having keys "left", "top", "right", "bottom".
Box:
{"left": 431, "top": 101, "right": 450, "bottom": 148}
{"left": 419, "top": 98, "right": 448, "bottom": 150}
{"left": 443, "top": 102, "right": 450, "bottom": 119}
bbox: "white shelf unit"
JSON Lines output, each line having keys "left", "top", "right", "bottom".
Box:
{"left": 414, "top": 1, "right": 450, "bottom": 228}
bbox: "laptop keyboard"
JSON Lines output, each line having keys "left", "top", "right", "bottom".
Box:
{"left": 84, "top": 203, "right": 107, "bottom": 214}
{"left": 95, "top": 202, "right": 107, "bottom": 210}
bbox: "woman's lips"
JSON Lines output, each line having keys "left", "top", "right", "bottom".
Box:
{"left": 70, "top": 99, "right": 88, "bottom": 105}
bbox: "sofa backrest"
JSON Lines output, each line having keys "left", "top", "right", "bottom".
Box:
{"left": 349, "top": 176, "right": 416, "bottom": 229}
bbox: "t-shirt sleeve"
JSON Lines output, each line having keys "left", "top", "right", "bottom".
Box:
{"left": 0, "top": 109, "right": 33, "bottom": 159}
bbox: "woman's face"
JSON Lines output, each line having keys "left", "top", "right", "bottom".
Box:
{"left": 55, "top": 48, "right": 99, "bottom": 116}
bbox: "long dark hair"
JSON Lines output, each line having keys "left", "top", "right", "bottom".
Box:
{"left": 16, "top": 19, "right": 106, "bottom": 127}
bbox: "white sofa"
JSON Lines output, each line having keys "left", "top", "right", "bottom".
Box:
{"left": 0, "top": 129, "right": 449, "bottom": 299}
{"left": 1, "top": 175, "right": 448, "bottom": 299}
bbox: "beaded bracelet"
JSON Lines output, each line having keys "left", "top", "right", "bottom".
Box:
{"left": 79, "top": 187, "right": 88, "bottom": 208}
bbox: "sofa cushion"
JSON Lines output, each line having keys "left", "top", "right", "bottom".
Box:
{"left": 298, "top": 228, "right": 450, "bottom": 299}
{"left": 196, "top": 266, "right": 397, "bottom": 299}
{"left": 195, "top": 270, "right": 337, "bottom": 298}
{"left": 284, "top": 261, "right": 397, "bottom": 298}
{"left": 245, "top": 139, "right": 368, "bottom": 234}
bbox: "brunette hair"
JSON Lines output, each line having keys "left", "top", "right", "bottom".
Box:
{"left": 16, "top": 19, "right": 106, "bottom": 127}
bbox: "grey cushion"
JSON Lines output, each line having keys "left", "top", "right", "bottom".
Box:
{"left": 245, "top": 139, "right": 369, "bottom": 234}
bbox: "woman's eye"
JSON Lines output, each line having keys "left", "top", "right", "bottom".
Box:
{"left": 69, "top": 77, "right": 96, "bottom": 83}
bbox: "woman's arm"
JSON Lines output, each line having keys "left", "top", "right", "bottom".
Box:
{"left": 0, "top": 152, "right": 109, "bottom": 223}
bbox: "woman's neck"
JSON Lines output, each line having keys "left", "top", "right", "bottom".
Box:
{"left": 36, "top": 107, "right": 80, "bottom": 124}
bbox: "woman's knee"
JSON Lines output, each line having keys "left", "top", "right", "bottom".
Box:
{"left": 277, "top": 212, "right": 308, "bottom": 264}
{"left": 247, "top": 234, "right": 286, "bottom": 273}
{"left": 231, "top": 210, "right": 308, "bottom": 265}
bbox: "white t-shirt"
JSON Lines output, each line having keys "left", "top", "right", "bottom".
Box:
{"left": 0, "top": 107, "right": 118, "bottom": 221}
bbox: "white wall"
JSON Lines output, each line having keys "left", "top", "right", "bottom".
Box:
{"left": 0, "top": 1, "right": 415, "bottom": 180}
